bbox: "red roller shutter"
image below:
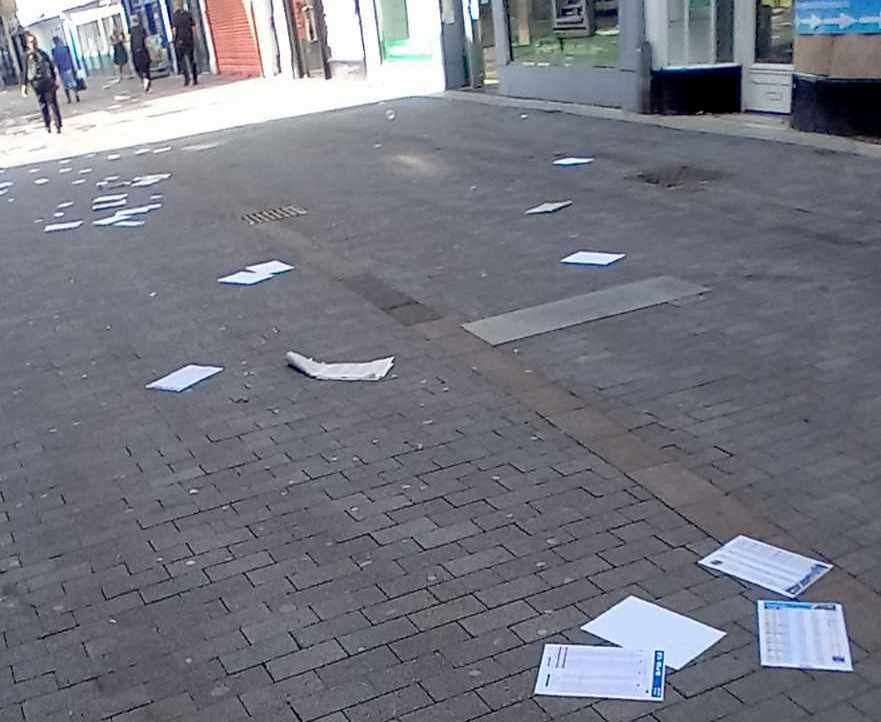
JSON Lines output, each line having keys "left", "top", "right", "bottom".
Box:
{"left": 204, "top": 0, "right": 262, "bottom": 76}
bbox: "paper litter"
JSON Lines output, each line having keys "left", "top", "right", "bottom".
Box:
{"left": 286, "top": 351, "right": 394, "bottom": 382}
{"left": 561, "top": 251, "right": 626, "bottom": 266}
{"left": 757, "top": 600, "right": 852, "bottom": 672}
{"left": 131, "top": 173, "right": 171, "bottom": 188}
{"left": 534, "top": 645, "right": 665, "bottom": 701}
{"left": 553, "top": 157, "right": 594, "bottom": 166}
{"left": 699, "top": 535, "right": 831, "bottom": 598}
{"left": 244, "top": 260, "right": 295, "bottom": 275}
{"left": 44, "top": 221, "right": 83, "bottom": 232}
{"left": 146, "top": 365, "right": 223, "bottom": 392}
{"left": 218, "top": 271, "right": 275, "bottom": 286}
{"left": 525, "top": 201, "right": 572, "bottom": 215}
{"left": 582, "top": 596, "right": 725, "bottom": 670}
{"left": 34, "top": 178, "right": 49, "bottom": 185}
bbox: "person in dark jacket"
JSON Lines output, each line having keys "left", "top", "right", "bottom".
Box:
{"left": 51, "top": 36, "right": 79, "bottom": 103}
{"left": 21, "top": 33, "right": 62, "bottom": 134}
{"left": 172, "top": 0, "right": 198, "bottom": 86}
{"left": 129, "top": 16, "right": 151, "bottom": 92}
{"left": 111, "top": 28, "right": 129, "bottom": 81}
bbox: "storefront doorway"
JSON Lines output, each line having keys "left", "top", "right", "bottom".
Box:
{"left": 737, "top": 0, "right": 794, "bottom": 113}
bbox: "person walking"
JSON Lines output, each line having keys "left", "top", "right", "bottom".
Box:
{"left": 111, "top": 28, "right": 129, "bottom": 81}
{"left": 21, "top": 33, "right": 62, "bottom": 134}
{"left": 129, "top": 16, "right": 151, "bottom": 92}
{"left": 172, "top": 0, "right": 198, "bottom": 86}
{"left": 51, "top": 36, "right": 80, "bottom": 103}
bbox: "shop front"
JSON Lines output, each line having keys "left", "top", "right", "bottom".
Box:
{"left": 647, "top": 0, "right": 795, "bottom": 115}
{"left": 488, "top": 0, "right": 647, "bottom": 110}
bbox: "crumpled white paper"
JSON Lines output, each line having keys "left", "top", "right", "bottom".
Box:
{"left": 286, "top": 351, "right": 394, "bottom": 382}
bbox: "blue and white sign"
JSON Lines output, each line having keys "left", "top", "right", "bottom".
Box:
{"left": 797, "top": 1, "right": 881, "bottom": 34}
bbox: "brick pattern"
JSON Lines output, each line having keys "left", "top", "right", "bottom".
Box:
{"left": 2, "top": 96, "right": 879, "bottom": 722}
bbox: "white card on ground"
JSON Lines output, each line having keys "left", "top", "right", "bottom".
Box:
{"left": 113, "top": 220, "right": 145, "bottom": 228}
{"left": 153, "top": 146, "right": 172, "bottom": 154}
{"left": 286, "top": 351, "right": 394, "bottom": 382}
{"left": 94, "top": 193, "right": 127, "bottom": 203}
{"left": 131, "top": 173, "right": 171, "bottom": 187}
{"left": 93, "top": 200, "right": 128, "bottom": 211}
{"left": 135, "top": 148, "right": 151, "bottom": 155}
{"left": 561, "top": 251, "right": 626, "bottom": 267}
{"left": 59, "top": 167, "right": 72, "bottom": 174}
{"left": 758, "top": 601, "right": 852, "bottom": 672}
{"left": 218, "top": 270, "right": 274, "bottom": 285}
{"left": 44, "top": 221, "right": 83, "bottom": 232}
{"left": 534, "top": 645, "right": 665, "bottom": 701}
{"left": 582, "top": 596, "right": 725, "bottom": 670}
{"left": 72, "top": 179, "right": 86, "bottom": 185}
{"left": 553, "top": 157, "right": 594, "bottom": 166}
{"left": 699, "top": 535, "right": 832, "bottom": 598}
{"left": 57, "top": 201, "right": 74, "bottom": 209}
{"left": 0, "top": 181, "right": 12, "bottom": 188}
{"left": 525, "top": 201, "right": 572, "bottom": 215}
{"left": 117, "top": 204, "right": 161, "bottom": 216}
{"left": 107, "top": 154, "right": 121, "bottom": 160}
{"left": 245, "top": 260, "right": 295, "bottom": 275}
{"left": 146, "top": 365, "right": 223, "bottom": 392}
{"left": 183, "top": 142, "right": 220, "bottom": 151}
{"left": 34, "top": 178, "right": 49, "bottom": 185}
{"left": 79, "top": 168, "right": 93, "bottom": 174}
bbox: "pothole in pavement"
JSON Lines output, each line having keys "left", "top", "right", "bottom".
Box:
{"left": 634, "top": 164, "right": 725, "bottom": 189}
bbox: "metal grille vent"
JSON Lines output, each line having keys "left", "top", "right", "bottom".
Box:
{"left": 242, "top": 205, "right": 307, "bottom": 225}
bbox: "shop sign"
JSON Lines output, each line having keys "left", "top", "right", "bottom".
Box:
{"left": 797, "top": 0, "right": 881, "bottom": 34}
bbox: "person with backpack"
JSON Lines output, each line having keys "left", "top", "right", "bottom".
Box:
{"left": 21, "top": 33, "right": 62, "bottom": 134}
{"left": 51, "top": 36, "right": 80, "bottom": 104}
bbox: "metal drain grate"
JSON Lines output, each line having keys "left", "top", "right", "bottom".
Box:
{"left": 242, "top": 205, "right": 308, "bottom": 226}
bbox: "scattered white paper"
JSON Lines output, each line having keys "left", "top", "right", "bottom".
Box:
{"left": 525, "top": 201, "right": 573, "bottom": 215}
{"left": 758, "top": 601, "right": 852, "bottom": 672}
{"left": 218, "top": 270, "right": 275, "bottom": 285}
{"left": 699, "top": 536, "right": 832, "bottom": 598}
{"left": 134, "top": 148, "right": 151, "bottom": 155}
{"left": 29, "top": 168, "right": 40, "bottom": 174}
{"left": 58, "top": 167, "right": 72, "bottom": 174}
{"left": 79, "top": 168, "right": 93, "bottom": 174}
{"left": 245, "top": 260, "right": 295, "bottom": 275}
{"left": 131, "top": 173, "right": 171, "bottom": 188}
{"left": 183, "top": 142, "right": 220, "bottom": 151}
{"left": 44, "top": 221, "right": 83, "bottom": 232}
{"left": 286, "top": 351, "right": 394, "bottom": 382}
{"left": 57, "top": 201, "right": 74, "bottom": 209}
{"left": 53, "top": 212, "right": 65, "bottom": 218}
{"left": 153, "top": 146, "right": 172, "bottom": 154}
{"left": 582, "top": 596, "right": 725, "bottom": 670}
{"left": 34, "top": 178, "right": 49, "bottom": 185}
{"left": 0, "top": 181, "right": 12, "bottom": 189}
{"left": 553, "top": 157, "right": 594, "bottom": 166}
{"left": 561, "top": 251, "right": 626, "bottom": 267}
{"left": 107, "top": 154, "right": 121, "bottom": 161}
{"left": 94, "top": 194, "right": 128, "bottom": 204}
{"left": 94, "top": 214, "right": 128, "bottom": 227}
{"left": 113, "top": 220, "right": 145, "bottom": 228}
{"left": 146, "top": 364, "right": 223, "bottom": 392}
{"left": 534, "top": 645, "right": 665, "bottom": 701}
{"left": 58, "top": 159, "right": 71, "bottom": 165}
{"left": 93, "top": 200, "right": 128, "bottom": 211}
{"left": 72, "top": 179, "right": 86, "bottom": 185}
{"left": 0, "top": 189, "right": 7, "bottom": 196}
{"left": 117, "top": 204, "right": 161, "bottom": 216}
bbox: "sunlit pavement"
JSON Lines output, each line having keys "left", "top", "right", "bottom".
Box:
{"left": 1, "top": 71, "right": 434, "bottom": 168}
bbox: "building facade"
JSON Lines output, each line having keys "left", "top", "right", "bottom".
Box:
{"left": 202, "top": 0, "right": 468, "bottom": 92}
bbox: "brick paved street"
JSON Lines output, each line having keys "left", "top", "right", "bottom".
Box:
{"left": 1, "top": 89, "right": 881, "bottom": 721}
